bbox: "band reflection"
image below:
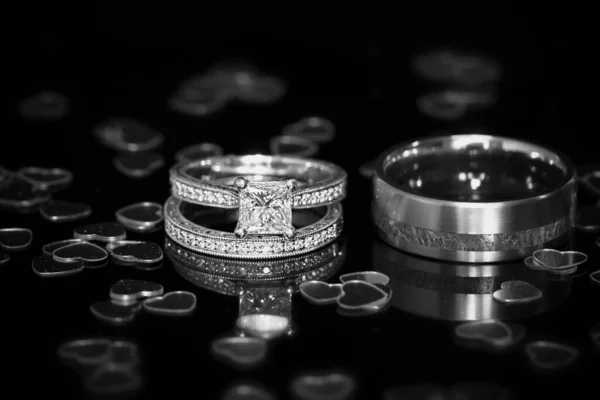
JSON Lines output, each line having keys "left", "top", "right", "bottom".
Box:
{"left": 372, "top": 241, "right": 572, "bottom": 321}
{"left": 166, "top": 237, "right": 346, "bottom": 339}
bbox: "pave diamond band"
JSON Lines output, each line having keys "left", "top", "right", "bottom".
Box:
{"left": 170, "top": 154, "right": 347, "bottom": 209}
{"left": 167, "top": 236, "right": 346, "bottom": 282}
{"left": 164, "top": 196, "right": 343, "bottom": 260}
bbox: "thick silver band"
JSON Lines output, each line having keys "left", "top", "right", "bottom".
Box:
{"left": 170, "top": 154, "right": 347, "bottom": 209}
{"left": 164, "top": 197, "right": 343, "bottom": 260}
{"left": 167, "top": 237, "right": 346, "bottom": 282}
{"left": 372, "top": 134, "right": 576, "bottom": 262}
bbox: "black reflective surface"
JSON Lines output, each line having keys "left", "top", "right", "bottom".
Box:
{"left": 3, "top": 17, "right": 599, "bottom": 399}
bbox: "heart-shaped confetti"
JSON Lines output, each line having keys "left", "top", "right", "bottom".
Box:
{"left": 525, "top": 341, "right": 579, "bottom": 371}
{"left": 412, "top": 50, "right": 501, "bottom": 85}
{"left": 211, "top": 336, "right": 268, "bottom": 367}
{"left": 0, "top": 227, "right": 33, "bottom": 250}
{"left": 590, "top": 270, "right": 600, "bottom": 287}
{"left": 42, "top": 238, "right": 86, "bottom": 256}
{"left": 337, "top": 280, "right": 389, "bottom": 310}
{"left": 40, "top": 200, "right": 92, "bottom": 222}
{"left": 0, "top": 175, "right": 51, "bottom": 208}
{"left": 299, "top": 281, "right": 343, "bottom": 305}
{"left": 74, "top": 222, "right": 126, "bottom": 242}
{"left": 222, "top": 384, "right": 276, "bottom": 400}
{"left": 270, "top": 135, "right": 319, "bottom": 158}
{"left": 53, "top": 242, "right": 108, "bottom": 264}
{"left": 417, "top": 91, "right": 469, "bottom": 121}
{"left": 236, "top": 75, "right": 286, "bottom": 104}
{"left": 115, "top": 202, "right": 163, "bottom": 232}
{"left": 0, "top": 251, "right": 8, "bottom": 266}
{"left": 16, "top": 167, "right": 73, "bottom": 190}
{"left": 95, "top": 117, "right": 164, "bottom": 152}
{"left": 533, "top": 249, "right": 588, "bottom": 270}
{"left": 291, "top": 372, "right": 356, "bottom": 400}
{"left": 57, "top": 338, "right": 114, "bottom": 366}
{"left": 580, "top": 170, "right": 600, "bottom": 196}
{"left": 110, "top": 279, "right": 164, "bottom": 303}
{"left": 32, "top": 255, "right": 84, "bottom": 277}
{"left": 337, "top": 302, "right": 392, "bottom": 317}
{"left": 108, "top": 241, "right": 163, "bottom": 264}
{"left": 175, "top": 143, "right": 224, "bottom": 163}
{"left": 524, "top": 256, "right": 577, "bottom": 276}
{"left": 142, "top": 291, "right": 197, "bottom": 316}
{"left": 18, "top": 91, "right": 69, "bottom": 120}
{"left": 109, "top": 340, "right": 139, "bottom": 367}
{"left": 492, "top": 280, "right": 542, "bottom": 305}
{"left": 90, "top": 300, "right": 142, "bottom": 325}
{"left": 454, "top": 319, "right": 514, "bottom": 347}
{"left": 114, "top": 152, "right": 165, "bottom": 178}
{"left": 359, "top": 160, "right": 375, "bottom": 179}
{"left": 83, "top": 363, "right": 142, "bottom": 395}
{"left": 282, "top": 116, "right": 335, "bottom": 144}
{"left": 339, "top": 271, "right": 390, "bottom": 286}
{"left": 575, "top": 205, "right": 600, "bottom": 233}
{"left": 236, "top": 314, "right": 290, "bottom": 340}
{"left": 168, "top": 77, "right": 230, "bottom": 117}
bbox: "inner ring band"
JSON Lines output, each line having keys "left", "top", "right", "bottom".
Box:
{"left": 170, "top": 154, "right": 347, "bottom": 209}
{"left": 372, "top": 134, "right": 577, "bottom": 263}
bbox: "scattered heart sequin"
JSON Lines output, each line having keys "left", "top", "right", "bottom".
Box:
{"left": 57, "top": 338, "right": 113, "bottom": 366}
{"left": 492, "top": 280, "right": 542, "bottom": 305}
{"left": 108, "top": 241, "right": 163, "bottom": 264}
{"left": 291, "top": 372, "right": 356, "bottom": 400}
{"left": 533, "top": 249, "right": 588, "bottom": 271}
{"left": 42, "top": 238, "right": 86, "bottom": 256}
{"left": 0, "top": 251, "right": 9, "bottom": 266}
{"left": 0, "top": 175, "right": 51, "bottom": 208}
{"left": 95, "top": 117, "right": 164, "bottom": 152}
{"left": 236, "top": 314, "right": 290, "bottom": 340}
{"left": 168, "top": 76, "right": 231, "bottom": 117}
{"left": 339, "top": 271, "right": 390, "bottom": 286}
{"left": 90, "top": 300, "right": 142, "bottom": 325}
{"left": 454, "top": 319, "right": 514, "bottom": 347}
{"left": 417, "top": 90, "right": 497, "bottom": 121}
{"left": 32, "top": 255, "right": 84, "bottom": 277}
{"left": 235, "top": 75, "right": 286, "bottom": 104}
{"left": 175, "top": 142, "right": 224, "bottom": 163}
{"left": 53, "top": 242, "right": 108, "bottom": 264}
{"left": 110, "top": 279, "right": 164, "bottom": 303}
{"left": 114, "top": 152, "right": 164, "bottom": 178}
{"left": 222, "top": 383, "right": 276, "bottom": 400}
{"left": 580, "top": 170, "right": 600, "bottom": 196}
{"left": 270, "top": 135, "right": 319, "bottom": 158}
{"left": 211, "top": 336, "right": 268, "bottom": 367}
{"left": 299, "top": 281, "right": 343, "bottom": 305}
{"left": 282, "top": 116, "right": 335, "bottom": 144}
{"left": 115, "top": 202, "right": 163, "bottom": 232}
{"left": 108, "top": 340, "right": 139, "bottom": 367}
{"left": 412, "top": 49, "right": 501, "bottom": 85}
{"left": 524, "top": 256, "right": 577, "bottom": 276}
{"left": 359, "top": 160, "right": 375, "bottom": 179}
{"left": 83, "top": 363, "right": 142, "bottom": 395}
{"left": 590, "top": 270, "right": 600, "bottom": 287}
{"left": 337, "top": 280, "right": 390, "bottom": 310}
{"left": 142, "top": 291, "right": 197, "bottom": 316}
{"left": 575, "top": 205, "right": 600, "bottom": 233}
{"left": 16, "top": 167, "right": 73, "bottom": 190}
{"left": 0, "top": 227, "right": 33, "bottom": 250}
{"left": 525, "top": 341, "right": 579, "bottom": 371}
{"left": 74, "top": 222, "right": 126, "bottom": 242}
{"left": 40, "top": 200, "right": 92, "bottom": 222}
{"left": 337, "top": 302, "right": 392, "bottom": 318}
{"left": 18, "top": 91, "right": 69, "bottom": 120}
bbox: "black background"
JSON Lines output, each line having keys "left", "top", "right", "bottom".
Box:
{"left": 3, "top": 5, "right": 598, "bottom": 399}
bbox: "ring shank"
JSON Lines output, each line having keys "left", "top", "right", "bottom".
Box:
{"left": 372, "top": 134, "right": 576, "bottom": 263}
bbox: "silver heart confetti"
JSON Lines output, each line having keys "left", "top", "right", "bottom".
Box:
{"left": 492, "top": 280, "right": 542, "bottom": 305}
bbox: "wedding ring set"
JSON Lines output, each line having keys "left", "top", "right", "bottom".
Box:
{"left": 165, "top": 154, "right": 348, "bottom": 267}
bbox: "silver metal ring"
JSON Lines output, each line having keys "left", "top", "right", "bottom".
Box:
{"left": 167, "top": 236, "right": 346, "bottom": 283}
{"left": 170, "top": 154, "right": 347, "bottom": 209}
{"left": 164, "top": 197, "right": 343, "bottom": 260}
{"left": 372, "top": 134, "right": 576, "bottom": 262}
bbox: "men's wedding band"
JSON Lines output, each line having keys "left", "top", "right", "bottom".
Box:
{"left": 170, "top": 154, "right": 347, "bottom": 209}
{"left": 372, "top": 134, "right": 577, "bottom": 263}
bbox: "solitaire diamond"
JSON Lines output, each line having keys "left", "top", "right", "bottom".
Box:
{"left": 235, "top": 180, "right": 294, "bottom": 237}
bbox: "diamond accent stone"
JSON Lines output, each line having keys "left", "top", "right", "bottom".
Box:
{"left": 236, "top": 180, "right": 293, "bottom": 236}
